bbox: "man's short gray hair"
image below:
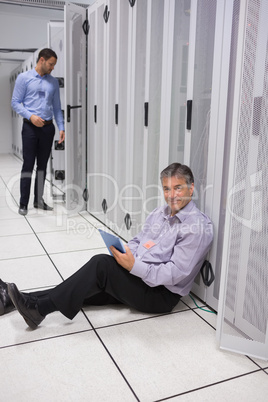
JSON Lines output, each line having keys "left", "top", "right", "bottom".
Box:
{"left": 160, "top": 163, "right": 194, "bottom": 187}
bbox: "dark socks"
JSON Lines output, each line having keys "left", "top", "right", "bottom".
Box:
{"left": 37, "top": 296, "right": 57, "bottom": 317}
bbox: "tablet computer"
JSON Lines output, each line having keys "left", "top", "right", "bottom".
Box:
{"left": 98, "top": 229, "right": 126, "bottom": 255}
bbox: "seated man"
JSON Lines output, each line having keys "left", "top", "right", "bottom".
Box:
{"left": 0, "top": 163, "right": 213, "bottom": 329}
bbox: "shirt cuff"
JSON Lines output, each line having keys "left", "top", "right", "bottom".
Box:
{"left": 25, "top": 112, "right": 32, "bottom": 120}
{"left": 130, "top": 259, "right": 148, "bottom": 279}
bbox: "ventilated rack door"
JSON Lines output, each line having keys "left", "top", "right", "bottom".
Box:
{"left": 141, "top": 0, "right": 166, "bottom": 222}
{"left": 105, "top": 0, "right": 131, "bottom": 235}
{"left": 48, "top": 21, "right": 65, "bottom": 200}
{"left": 87, "top": 0, "right": 109, "bottom": 223}
{"left": 166, "top": 0, "right": 193, "bottom": 167}
{"left": 217, "top": 0, "right": 268, "bottom": 361}
{"left": 64, "top": 3, "right": 86, "bottom": 213}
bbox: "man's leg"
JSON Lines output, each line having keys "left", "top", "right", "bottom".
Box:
{"left": 20, "top": 122, "right": 38, "bottom": 207}
{"left": 48, "top": 254, "right": 181, "bottom": 320}
{"left": 34, "top": 124, "right": 55, "bottom": 203}
{"left": 8, "top": 254, "right": 181, "bottom": 328}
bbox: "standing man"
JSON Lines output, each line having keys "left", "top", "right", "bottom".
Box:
{"left": 11, "top": 48, "right": 65, "bottom": 216}
{"left": 2, "top": 163, "right": 213, "bottom": 329}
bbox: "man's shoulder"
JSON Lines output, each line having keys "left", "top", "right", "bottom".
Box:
{"left": 16, "top": 69, "right": 33, "bottom": 81}
{"left": 46, "top": 74, "right": 58, "bottom": 83}
{"left": 177, "top": 201, "right": 212, "bottom": 224}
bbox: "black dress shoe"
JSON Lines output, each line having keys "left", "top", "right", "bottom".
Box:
{"left": 7, "top": 283, "right": 45, "bottom": 329}
{"left": 0, "top": 279, "right": 15, "bottom": 315}
{"left": 33, "top": 199, "right": 53, "bottom": 211}
{"left": 18, "top": 205, "right": 28, "bottom": 216}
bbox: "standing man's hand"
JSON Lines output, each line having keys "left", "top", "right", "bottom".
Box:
{"left": 30, "top": 114, "right": 45, "bottom": 127}
{"left": 58, "top": 130, "right": 65, "bottom": 144}
{"left": 110, "top": 245, "right": 135, "bottom": 272}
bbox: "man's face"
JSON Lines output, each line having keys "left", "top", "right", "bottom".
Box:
{"left": 162, "top": 176, "right": 194, "bottom": 216}
{"left": 40, "top": 56, "right": 57, "bottom": 75}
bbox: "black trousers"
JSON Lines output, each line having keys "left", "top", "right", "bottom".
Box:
{"left": 30, "top": 254, "right": 181, "bottom": 320}
{"left": 20, "top": 121, "right": 55, "bottom": 206}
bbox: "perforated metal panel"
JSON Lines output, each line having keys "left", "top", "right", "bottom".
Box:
{"left": 64, "top": 3, "right": 86, "bottom": 212}
{"left": 218, "top": 0, "right": 268, "bottom": 360}
{"left": 189, "top": 0, "right": 216, "bottom": 212}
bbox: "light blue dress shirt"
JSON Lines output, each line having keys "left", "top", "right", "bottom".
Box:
{"left": 11, "top": 68, "right": 64, "bottom": 131}
{"left": 128, "top": 200, "right": 213, "bottom": 296}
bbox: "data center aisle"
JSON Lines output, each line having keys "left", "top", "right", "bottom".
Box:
{"left": 0, "top": 153, "right": 267, "bottom": 401}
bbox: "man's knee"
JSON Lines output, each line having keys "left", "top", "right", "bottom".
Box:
{"left": 90, "top": 253, "right": 111, "bottom": 265}
{"left": 90, "top": 254, "right": 119, "bottom": 289}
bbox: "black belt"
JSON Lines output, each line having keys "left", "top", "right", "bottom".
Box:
{"left": 23, "top": 118, "right": 53, "bottom": 126}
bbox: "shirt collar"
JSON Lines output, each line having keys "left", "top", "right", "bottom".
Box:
{"left": 163, "top": 200, "right": 195, "bottom": 222}
{"left": 31, "top": 68, "right": 47, "bottom": 78}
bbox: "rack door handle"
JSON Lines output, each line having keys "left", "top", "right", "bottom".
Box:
{"left": 144, "top": 102, "right": 149, "bottom": 127}
{"left": 67, "top": 104, "right": 82, "bottom": 123}
{"left": 186, "top": 100, "right": 192, "bottom": 130}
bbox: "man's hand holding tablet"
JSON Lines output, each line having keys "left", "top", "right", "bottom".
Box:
{"left": 98, "top": 229, "right": 135, "bottom": 272}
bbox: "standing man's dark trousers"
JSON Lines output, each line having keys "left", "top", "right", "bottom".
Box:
{"left": 20, "top": 120, "right": 55, "bottom": 207}
{"left": 30, "top": 254, "right": 181, "bottom": 320}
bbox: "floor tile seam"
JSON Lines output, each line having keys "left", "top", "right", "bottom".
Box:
{"left": 0, "top": 176, "right": 19, "bottom": 207}
{"left": 83, "top": 312, "right": 140, "bottom": 402}
{"left": 25, "top": 215, "right": 105, "bottom": 242}
{"left": 22, "top": 225, "right": 67, "bottom": 235}
{"left": 0, "top": 253, "right": 47, "bottom": 262}
{"left": 0, "top": 231, "right": 54, "bottom": 239}
{"left": 153, "top": 368, "right": 265, "bottom": 402}
{"left": 83, "top": 212, "right": 128, "bottom": 243}
{"left": 0, "top": 216, "right": 30, "bottom": 223}
{"left": 180, "top": 299, "right": 206, "bottom": 309}
{"left": 0, "top": 327, "right": 95, "bottom": 351}
{"left": 91, "top": 307, "right": 192, "bottom": 332}
{"left": 78, "top": 212, "right": 98, "bottom": 228}
{"left": 246, "top": 355, "right": 268, "bottom": 370}
{"left": 0, "top": 215, "right": 66, "bottom": 282}
{"left": 0, "top": 231, "right": 40, "bottom": 239}
{"left": 190, "top": 306, "right": 217, "bottom": 331}
{"left": 21, "top": 221, "right": 67, "bottom": 281}
{"left": 47, "top": 246, "right": 108, "bottom": 256}
{"left": 25, "top": 214, "right": 98, "bottom": 234}
{"left": 178, "top": 298, "right": 218, "bottom": 330}
{"left": 0, "top": 253, "right": 52, "bottom": 264}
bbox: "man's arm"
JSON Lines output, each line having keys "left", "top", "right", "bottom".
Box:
{"left": 11, "top": 74, "right": 31, "bottom": 120}
{"left": 130, "top": 226, "right": 213, "bottom": 290}
{"left": 52, "top": 79, "right": 65, "bottom": 142}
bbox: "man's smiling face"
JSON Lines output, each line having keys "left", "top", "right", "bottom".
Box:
{"left": 162, "top": 176, "right": 194, "bottom": 216}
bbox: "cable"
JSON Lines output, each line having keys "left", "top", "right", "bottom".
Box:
{"left": 189, "top": 294, "right": 217, "bottom": 314}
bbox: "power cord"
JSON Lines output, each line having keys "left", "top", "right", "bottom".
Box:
{"left": 189, "top": 294, "right": 217, "bottom": 314}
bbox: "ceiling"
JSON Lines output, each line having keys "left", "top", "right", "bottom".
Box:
{"left": 0, "top": 0, "right": 93, "bottom": 66}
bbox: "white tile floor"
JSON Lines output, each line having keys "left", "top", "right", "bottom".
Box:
{"left": 0, "top": 153, "right": 267, "bottom": 402}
